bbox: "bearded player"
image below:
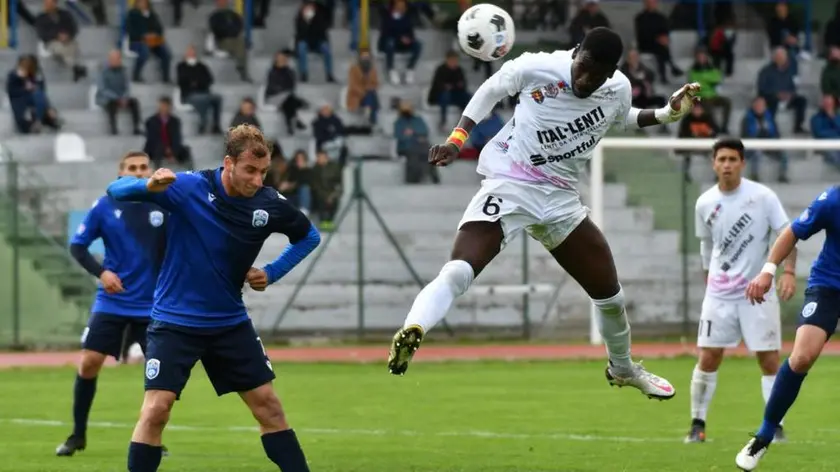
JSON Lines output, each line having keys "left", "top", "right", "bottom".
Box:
{"left": 387, "top": 27, "right": 700, "bottom": 399}
{"left": 687, "top": 138, "right": 796, "bottom": 444}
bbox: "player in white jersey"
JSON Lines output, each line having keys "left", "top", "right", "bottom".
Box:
{"left": 387, "top": 27, "right": 701, "bottom": 400}
{"left": 687, "top": 138, "right": 797, "bottom": 442}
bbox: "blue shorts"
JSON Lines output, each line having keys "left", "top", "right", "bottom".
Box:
{"left": 143, "top": 320, "right": 275, "bottom": 398}
{"left": 82, "top": 313, "right": 150, "bottom": 359}
{"left": 797, "top": 286, "right": 840, "bottom": 338}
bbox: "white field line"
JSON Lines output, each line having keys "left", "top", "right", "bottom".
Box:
{"left": 2, "top": 417, "right": 836, "bottom": 446}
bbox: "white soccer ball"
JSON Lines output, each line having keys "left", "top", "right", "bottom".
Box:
{"left": 457, "top": 4, "right": 515, "bottom": 62}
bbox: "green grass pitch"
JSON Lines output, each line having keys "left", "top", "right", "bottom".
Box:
{"left": 0, "top": 357, "right": 838, "bottom": 471}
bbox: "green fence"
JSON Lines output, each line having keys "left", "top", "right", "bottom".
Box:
{"left": 0, "top": 156, "right": 95, "bottom": 350}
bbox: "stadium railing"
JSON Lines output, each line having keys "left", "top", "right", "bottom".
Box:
{"left": 0, "top": 151, "right": 95, "bottom": 350}
{"left": 587, "top": 137, "right": 840, "bottom": 345}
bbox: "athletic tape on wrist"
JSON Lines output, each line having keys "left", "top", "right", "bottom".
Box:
{"left": 761, "top": 262, "right": 778, "bottom": 275}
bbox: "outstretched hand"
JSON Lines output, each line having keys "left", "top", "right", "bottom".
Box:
{"left": 666, "top": 82, "right": 702, "bottom": 120}
{"left": 428, "top": 143, "right": 460, "bottom": 167}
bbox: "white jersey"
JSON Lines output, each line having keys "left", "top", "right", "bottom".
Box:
{"left": 694, "top": 179, "right": 789, "bottom": 301}
{"left": 468, "top": 50, "right": 633, "bottom": 192}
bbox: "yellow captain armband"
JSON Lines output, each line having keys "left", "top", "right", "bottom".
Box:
{"left": 445, "top": 127, "right": 469, "bottom": 150}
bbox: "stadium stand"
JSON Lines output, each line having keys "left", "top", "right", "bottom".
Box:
{"left": 1, "top": 0, "right": 838, "bottom": 345}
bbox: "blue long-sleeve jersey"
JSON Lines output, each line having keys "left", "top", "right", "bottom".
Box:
{"left": 107, "top": 168, "right": 320, "bottom": 328}
{"left": 70, "top": 196, "right": 168, "bottom": 316}
{"left": 791, "top": 185, "right": 840, "bottom": 290}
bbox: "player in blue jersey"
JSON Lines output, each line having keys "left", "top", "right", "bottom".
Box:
{"left": 56, "top": 151, "right": 167, "bottom": 457}
{"left": 107, "top": 125, "right": 320, "bottom": 472}
{"left": 735, "top": 185, "right": 840, "bottom": 471}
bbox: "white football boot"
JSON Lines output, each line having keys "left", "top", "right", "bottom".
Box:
{"left": 735, "top": 436, "right": 771, "bottom": 471}
{"left": 605, "top": 361, "right": 676, "bottom": 400}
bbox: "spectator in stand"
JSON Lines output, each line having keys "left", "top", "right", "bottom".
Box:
{"left": 7, "top": 55, "right": 62, "bottom": 134}
{"left": 295, "top": 0, "right": 335, "bottom": 83}
{"left": 176, "top": 45, "right": 223, "bottom": 134}
{"left": 688, "top": 47, "right": 732, "bottom": 133}
{"left": 741, "top": 96, "right": 789, "bottom": 183}
{"left": 468, "top": 104, "right": 505, "bottom": 153}
{"left": 821, "top": 46, "right": 840, "bottom": 106}
{"left": 286, "top": 150, "right": 313, "bottom": 215}
{"left": 678, "top": 102, "right": 719, "bottom": 181}
{"left": 230, "top": 97, "right": 261, "bottom": 129}
{"left": 35, "top": 0, "right": 86, "bottom": 81}
{"left": 766, "top": 1, "right": 807, "bottom": 74}
{"left": 266, "top": 154, "right": 290, "bottom": 193}
{"left": 810, "top": 95, "right": 840, "bottom": 169}
{"left": 378, "top": 0, "right": 422, "bottom": 85}
{"left": 143, "top": 96, "right": 193, "bottom": 169}
{"left": 707, "top": 18, "right": 736, "bottom": 76}
{"left": 312, "top": 104, "right": 347, "bottom": 164}
{"left": 394, "top": 99, "right": 428, "bottom": 150}
{"left": 264, "top": 50, "right": 307, "bottom": 135}
{"left": 634, "top": 0, "right": 682, "bottom": 84}
{"left": 126, "top": 0, "right": 171, "bottom": 83}
{"left": 96, "top": 50, "right": 142, "bottom": 136}
{"left": 568, "top": 0, "right": 610, "bottom": 47}
{"left": 394, "top": 100, "right": 439, "bottom": 184}
{"left": 428, "top": 50, "right": 471, "bottom": 131}
{"left": 346, "top": 49, "right": 380, "bottom": 127}
{"left": 620, "top": 47, "right": 666, "bottom": 109}
{"left": 208, "top": 0, "right": 251, "bottom": 82}
{"left": 311, "top": 150, "right": 343, "bottom": 231}
{"left": 757, "top": 47, "right": 807, "bottom": 134}
{"left": 825, "top": 1, "right": 840, "bottom": 52}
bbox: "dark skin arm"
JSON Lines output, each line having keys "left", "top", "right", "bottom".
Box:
{"left": 429, "top": 83, "right": 701, "bottom": 166}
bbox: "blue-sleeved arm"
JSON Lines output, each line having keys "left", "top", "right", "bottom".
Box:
{"left": 69, "top": 200, "right": 105, "bottom": 277}
{"left": 791, "top": 187, "right": 838, "bottom": 241}
{"left": 106, "top": 173, "right": 194, "bottom": 211}
{"left": 262, "top": 225, "right": 321, "bottom": 285}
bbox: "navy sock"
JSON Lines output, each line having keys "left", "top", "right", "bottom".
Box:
{"left": 72, "top": 375, "right": 97, "bottom": 438}
{"left": 756, "top": 359, "right": 806, "bottom": 441}
{"left": 261, "top": 429, "right": 310, "bottom": 472}
{"left": 128, "top": 442, "right": 163, "bottom": 472}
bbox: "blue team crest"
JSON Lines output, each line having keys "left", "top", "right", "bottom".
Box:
{"left": 145, "top": 358, "right": 160, "bottom": 379}
{"left": 149, "top": 210, "right": 164, "bottom": 227}
{"left": 252, "top": 209, "right": 269, "bottom": 228}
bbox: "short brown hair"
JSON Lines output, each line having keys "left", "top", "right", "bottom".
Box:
{"left": 225, "top": 124, "right": 272, "bottom": 160}
{"left": 119, "top": 151, "right": 150, "bottom": 169}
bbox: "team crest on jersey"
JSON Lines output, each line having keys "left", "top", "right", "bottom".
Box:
{"left": 113, "top": 209, "right": 122, "bottom": 219}
{"left": 530, "top": 88, "right": 545, "bottom": 104}
{"left": 149, "top": 210, "right": 164, "bottom": 227}
{"left": 544, "top": 82, "right": 560, "bottom": 98}
{"left": 252, "top": 209, "right": 269, "bottom": 227}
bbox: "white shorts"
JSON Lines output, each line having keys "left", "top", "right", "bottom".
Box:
{"left": 457, "top": 178, "right": 589, "bottom": 250}
{"left": 697, "top": 296, "right": 782, "bottom": 351}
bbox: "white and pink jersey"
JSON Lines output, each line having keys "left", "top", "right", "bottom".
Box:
{"left": 695, "top": 179, "right": 790, "bottom": 301}
{"left": 465, "top": 50, "right": 633, "bottom": 191}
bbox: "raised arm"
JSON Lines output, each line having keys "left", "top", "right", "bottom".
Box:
{"left": 624, "top": 82, "right": 702, "bottom": 129}
{"left": 107, "top": 168, "right": 179, "bottom": 209}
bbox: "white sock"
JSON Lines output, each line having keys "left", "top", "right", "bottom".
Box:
{"left": 592, "top": 287, "right": 633, "bottom": 370}
{"left": 762, "top": 374, "right": 783, "bottom": 425}
{"left": 403, "top": 260, "right": 474, "bottom": 333}
{"left": 690, "top": 366, "right": 718, "bottom": 421}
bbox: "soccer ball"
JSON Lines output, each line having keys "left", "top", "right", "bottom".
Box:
{"left": 457, "top": 4, "right": 515, "bottom": 62}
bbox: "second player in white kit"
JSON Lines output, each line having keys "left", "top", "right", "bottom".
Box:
{"left": 387, "top": 27, "right": 703, "bottom": 401}
{"left": 686, "top": 138, "right": 797, "bottom": 443}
